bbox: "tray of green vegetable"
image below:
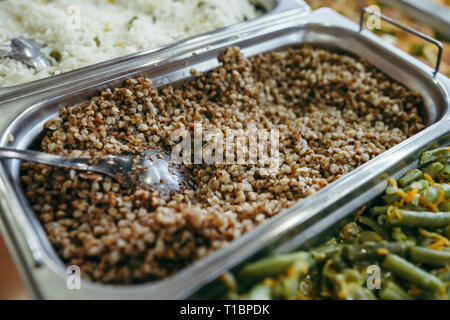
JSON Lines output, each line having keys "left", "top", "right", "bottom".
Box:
{"left": 194, "top": 139, "right": 450, "bottom": 300}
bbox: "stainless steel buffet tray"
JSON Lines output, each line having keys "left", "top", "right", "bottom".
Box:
{"left": 379, "top": 0, "right": 450, "bottom": 39}
{"left": 0, "top": 7, "right": 449, "bottom": 300}
{"left": 0, "top": 0, "right": 309, "bottom": 100}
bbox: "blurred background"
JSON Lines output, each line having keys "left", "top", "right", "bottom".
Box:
{"left": 0, "top": 236, "right": 29, "bottom": 299}
{"left": 305, "top": 0, "right": 450, "bottom": 77}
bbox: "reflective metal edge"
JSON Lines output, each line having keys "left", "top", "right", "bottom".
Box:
{"left": 0, "top": 0, "right": 309, "bottom": 100}
{"left": 0, "top": 8, "right": 449, "bottom": 300}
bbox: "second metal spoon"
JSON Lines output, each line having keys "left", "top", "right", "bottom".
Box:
{"left": 0, "top": 38, "right": 52, "bottom": 69}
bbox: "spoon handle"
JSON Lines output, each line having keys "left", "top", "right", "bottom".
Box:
{"left": 0, "top": 147, "right": 90, "bottom": 171}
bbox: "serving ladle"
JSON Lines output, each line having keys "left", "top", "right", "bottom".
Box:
{"left": 0, "top": 147, "right": 189, "bottom": 194}
{"left": 0, "top": 38, "right": 52, "bottom": 69}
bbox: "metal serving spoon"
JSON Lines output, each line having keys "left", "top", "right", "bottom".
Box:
{"left": 0, "top": 38, "right": 52, "bottom": 69}
{"left": 0, "top": 147, "right": 189, "bottom": 194}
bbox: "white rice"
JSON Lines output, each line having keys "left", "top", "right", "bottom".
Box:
{"left": 0, "top": 0, "right": 263, "bottom": 87}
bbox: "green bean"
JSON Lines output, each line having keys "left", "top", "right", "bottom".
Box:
{"left": 423, "top": 162, "right": 444, "bottom": 179}
{"left": 441, "top": 164, "right": 450, "bottom": 179}
{"left": 410, "top": 246, "right": 450, "bottom": 267}
{"left": 420, "top": 147, "right": 450, "bottom": 165}
{"left": 425, "top": 184, "right": 450, "bottom": 201}
{"left": 327, "top": 269, "right": 376, "bottom": 300}
{"left": 391, "top": 229, "right": 417, "bottom": 247}
{"left": 432, "top": 268, "right": 450, "bottom": 282}
{"left": 402, "top": 204, "right": 428, "bottom": 212}
{"left": 438, "top": 201, "right": 450, "bottom": 212}
{"left": 446, "top": 224, "right": 450, "bottom": 239}
{"left": 344, "top": 242, "right": 407, "bottom": 261}
{"left": 358, "top": 216, "right": 383, "bottom": 233}
{"left": 272, "top": 277, "right": 298, "bottom": 300}
{"left": 358, "top": 216, "right": 386, "bottom": 237}
{"left": 422, "top": 187, "right": 439, "bottom": 204}
{"left": 371, "top": 206, "right": 389, "bottom": 215}
{"left": 443, "top": 184, "right": 450, "bottom": 198}
{"left": 379, "top": 281, "right": 413, "bottom": 300}
{"left": 310, "top": 243, "right": 343, "bottom": 262}
{"left": 383, "top": 254, "right": 444, "bottom": 292}
{"left": 239, "top": 251, "right": 314, "bottom": 279}
{"left": 358, "top": 230, "right": 383, "bottom": 243}
{"left": 387, "top": 209, "right": 450, "bottom": 228}
{"left": 382, "top": 194, "right": 402, "bottom": 204}
{"left": 416, "top": 179, "right": 430, "bottom": 189}
{"left": 399, "top": 169, "right": 423, "bottom": 187}
{"left": 392, "top": 228, "right": 408, "bottom": 242}
{"left": 345, "top": 284, "right": 377, "bottom": 300}
{"left": 247, "top": 284, "right": 272, "bottom": 300}
{"left": 418, "top": 237, "right": 435, "bottom": 247}
{"left": 403, "top": 179, "right": 429, "bottom": 192}
{"left": 339, "top": 222, "right": 361, "bottom": 241}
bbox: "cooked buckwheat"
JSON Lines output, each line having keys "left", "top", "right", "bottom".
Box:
{"left": 21, "top": 46, "right": 425, "bottom": 284}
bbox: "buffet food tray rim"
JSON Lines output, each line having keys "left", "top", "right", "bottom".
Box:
{"left": 0, "top": 7, "right": 449, "bottom": 299}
